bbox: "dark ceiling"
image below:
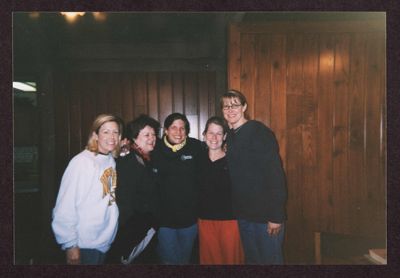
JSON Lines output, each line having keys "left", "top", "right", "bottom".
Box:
{"left": 13, "top": 12, "right": 385, "bottom": 71}
{"left": 13, "top": 12, "right": 238, "bottom": 66}
{"left": 14, "top": 11, "right": 384, "bottom": 45}
{"left": 13, "top": 12, "right": 233, "bottom": 45}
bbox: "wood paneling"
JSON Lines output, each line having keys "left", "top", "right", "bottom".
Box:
{"left": 254, "top": 34, "right": 271, "bottom": 126}
{"left": 228, "top": 19, "right": 386, "bottom": 264}
{"left": 364, "top": 32, "right": 386, "bottom": 236}
{"left": 54, "top": 71, "right": 218, "bottom": 180}
{"left": 301, "top": 33, "right": 319, "bottom": 260}
{"left": 269, "top": 34, "right": 287, "bottom": 169}
{"left": 317, "top": 34, "right": 335, "bottom": 232}
{"left": 332, "top": 34, "right": 350, "bottom": 234}
{"left": 172, "top": 72, "right": 184, "bottom": 113}
{"left": 240, "top": 33, "right": 257, "bottom": 119}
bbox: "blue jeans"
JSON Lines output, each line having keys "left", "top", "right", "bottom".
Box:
{"left": 238, "top": 219, "right": 285, "bottom": 264}
{"left": 80, "top": 248, "right": 106, "bottom": 265}
{"left": 157, "top": 224, "right": 198, "bottom": 264}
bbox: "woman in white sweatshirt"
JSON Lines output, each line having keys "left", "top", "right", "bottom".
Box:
{"left": 52, "top": 114, "right": 123, "bottom": 265}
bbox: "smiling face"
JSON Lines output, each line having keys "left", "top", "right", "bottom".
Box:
{"left": 93, "top": 121, "right": 120, "bottom": 154}
{"left": 222, "top": 97, "right": 247, "bottom": 129}
{"left": 165, "top": 119, "right": 187, "bottom": 145}
{"left": 134, "top": 125, "right": 157, "bottom": 154}
{"left": 204, "top": 123, "right": 226, "bottom": 151}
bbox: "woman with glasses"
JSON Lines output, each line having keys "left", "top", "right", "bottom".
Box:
{"left": 220, "top": 90, "right": 287, "bottom": 264}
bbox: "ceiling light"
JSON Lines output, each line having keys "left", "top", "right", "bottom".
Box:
{"left": 13, "top": 82, "right": 36, "bottom": 92}
{"left": 93, "top": 12, "right": 107, "bottom": 21}
{"left": 60, "top": 12, "right": 86, "bottom": 23}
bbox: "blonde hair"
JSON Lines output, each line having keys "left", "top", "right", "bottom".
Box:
{"left": 86, "top": 114, "right": 124, "bottom": 158}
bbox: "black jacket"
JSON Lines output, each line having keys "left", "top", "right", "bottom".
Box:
{"left": 116, "top": 151, "right": 159, "bottom": 227}
{"left": 152, "top": 137, "right": 202, "bottom": 228}
{"left": 226, "top": 120, "right": 287, "bottom": 223}
{"left": 108, "top": 152, "right": 159, "bottom": 262}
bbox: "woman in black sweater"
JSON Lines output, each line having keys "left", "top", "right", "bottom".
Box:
{"left": 221, "top": 90, "right": 287, "bottom": 264}
{"left": 152, "top": 113, "right": 202, "bottom": 264}
{"left": 198, "top": 116, "right": 244, "bottom": 264}
{"left": 108, "top": 114, "right": 160, "bottom": 264}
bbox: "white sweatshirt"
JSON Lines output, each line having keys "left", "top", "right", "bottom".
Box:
{"left": 52, "top": 150, "right": 119, "bottom": 253}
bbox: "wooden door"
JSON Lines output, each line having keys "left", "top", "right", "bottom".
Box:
{"left": 228, "top": 19, "right": 386, "bottom": 264}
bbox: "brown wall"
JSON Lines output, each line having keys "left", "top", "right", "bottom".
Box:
{"left": 228, "top": 20, "right": 386, "bottom": 263}
{"left": 53, "top": 71, "right": 219, "bottom": 181}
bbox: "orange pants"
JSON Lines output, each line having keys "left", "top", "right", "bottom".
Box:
{"left": 198, "top": 219, "right": 244, "bottom": 265}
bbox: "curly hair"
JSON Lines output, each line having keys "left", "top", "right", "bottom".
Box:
{"left": 125, "top": 114, "right": 160, "bottom": 140}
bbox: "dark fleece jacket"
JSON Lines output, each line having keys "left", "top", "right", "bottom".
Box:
{"left": 152, "top": 137, "right": 202, "bottom": 228}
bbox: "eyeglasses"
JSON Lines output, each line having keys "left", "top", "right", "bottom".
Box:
{"left": 222, "top": 104, "right": 242, "bottom": 111}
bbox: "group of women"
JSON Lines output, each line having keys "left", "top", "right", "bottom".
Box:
{"left": 51, "top": 89, "right": 287, "bottom": 265}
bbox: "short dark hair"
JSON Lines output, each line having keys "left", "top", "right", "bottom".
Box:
{"left": 202, "top": 116, "right": 229, "bottom": 136}
{"left": 163, "top": 113, "right": 190, "bottom": 135}
{"left": 125, "top": 114, "right": 160, "bottom": 140}
{"left": 219, "top": 89, "right": 248, "bottom": 109}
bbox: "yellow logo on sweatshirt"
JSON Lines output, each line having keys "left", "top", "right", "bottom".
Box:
{"left": 100, "top": 167, "right": 117, "bottom": 206}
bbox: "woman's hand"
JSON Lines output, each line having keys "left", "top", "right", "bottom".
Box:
{"left": 66, "top": 246, "right": 80, "bottom": 265}
{"left": 267, "top": 221, "right": 282, "bottom": 236}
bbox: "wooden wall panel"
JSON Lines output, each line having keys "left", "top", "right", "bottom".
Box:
{"left": 183, "top": 72, "right": 198, "bottom": 115}
{"left": 240, "top": 33, "right": 257, "bottom": 119}
{"left": 69, "top": 76, "right": 83, "bottom": 154}
{"left": 301, "top": 33, "right": 319, "bottom": 262}
{"left": 348, "top": 33, "right": 368, "bottom": 236}
{"left": 121, "top": 73, "right": 135, "bottom": 122}
{"left": 183, "top": 72, "right": 199, "bottom": 138}
{"left": 254, "top": 35, "right": 271, "bottom": 126}
{"left": 132, "top": 73, "right": 147, "bottom": 117}
{"left": 80, "top": 73, "right": 97, "bottom": 144}
{"left": 158, "top": 72, "right": 173, "bottom": 126}
{"left": 198, "top": 72, "right": 210, "bottom": 137}
{"left": 147, "top": 72, "right": 159, "bottom": 122}
{"left": 286, "top": 33, "right": 305, "bottom": 257}
{"left": 109, "top": 73, "right": 123, "bottom": 118}
{"left": 269, "top": 34, "right": 287, "bottom": 169}
{"left": 332, "top": 34, "right": 351, "bottom": 234}
{"left": 228, "top": 20, "right": 386, "bottom": 264}
{"left": 54, "top": 70, "right": 218, "bottom": 181}
{"left": 172, "top": 72, "right": 184, "bottom": 113}
{"left": 365, "top": 33, "right": 386, "bottom": 237}
{"left": 207, "top": 72, "right": 217, "bottom": 117}
{"left": 228, "top": 24, "right": 241, "bottom": 90}
{"left": 317, "top": 34, "right": 335, "bottom": 232}
{"left": 96, "top": 73, "right": 109, "bottom": 116}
